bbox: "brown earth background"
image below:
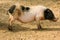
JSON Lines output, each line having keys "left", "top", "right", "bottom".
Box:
{"left": 0, "top": 0, "right": 60, "bottom": 40}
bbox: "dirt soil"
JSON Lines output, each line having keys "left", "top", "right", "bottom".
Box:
{"left": 0, "top": 0, "right": 60, "bottom": 40}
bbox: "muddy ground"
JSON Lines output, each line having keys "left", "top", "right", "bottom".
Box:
{"left": 0, "top": 0, "right": 60, "bottom": 40}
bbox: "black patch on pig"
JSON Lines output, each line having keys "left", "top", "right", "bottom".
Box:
{"left": 44, "top": 8, "right": 55, "bottom": 20}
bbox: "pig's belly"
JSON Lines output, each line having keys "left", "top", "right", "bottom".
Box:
{"left": 19, "top": 14, "right": 35, "bottom": 23}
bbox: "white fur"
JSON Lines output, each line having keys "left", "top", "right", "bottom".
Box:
{"left": 19, "top": 5, "right": 47, "bottom": 22}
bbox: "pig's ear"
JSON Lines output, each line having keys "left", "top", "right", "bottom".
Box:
{"left": 8, "top": 5, "right": 16, "bottom": 14}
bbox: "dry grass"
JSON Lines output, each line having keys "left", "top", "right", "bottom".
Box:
{"left": 0, "top": 0, "right": 60, "bottom": 40}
